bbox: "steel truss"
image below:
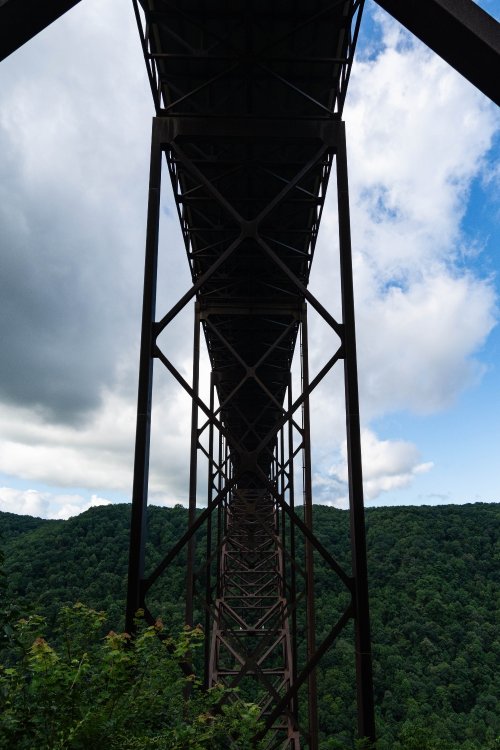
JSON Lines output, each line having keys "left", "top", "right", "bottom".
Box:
{"left": 0, "top": 0, "right": 497, "bottom": 746}
{"left": 126, "top": 115, "right": 375, "bottom": 748}
{"left": 127, "top": 2, "right": 374, "bottom": 748}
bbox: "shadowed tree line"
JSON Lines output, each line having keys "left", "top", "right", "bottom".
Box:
{"left": 1, "top": 502, "right": 498, "bottom": 748}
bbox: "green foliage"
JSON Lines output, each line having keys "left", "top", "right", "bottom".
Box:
{"left": 0, "top": 603, "right": 263, "bottom": 749}
{"left": 1, "top": 502, "right": 499, "bottom": 748}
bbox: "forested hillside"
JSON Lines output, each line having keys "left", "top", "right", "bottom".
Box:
{"left": 1, "top": 502, "right": 498, "bottom": 749}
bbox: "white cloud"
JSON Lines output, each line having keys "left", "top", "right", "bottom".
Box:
{"left": 314, "top": 429, "right": 433, "bottom": 506}
{"left": 0, "top": 0, "right": 153, "bottom": 424}
{"left": 310, "top": 27, "right": 498, "bottom": 422}
{"left": 0, "top": 487, "right": 112, "bottom": 519}
{"left": 346, "top": 16, "right": 497, "bottom": 283}
{"left": 360, "top": 429, "right": 433, "bottom": 500}
{"left": 51, "top": 494, "right": 113, "bottom": 520}
{"left": 0, "top": 376, "right": 193, "bottom": 501}
{"left": 306, "top": 13, "right": 498, "bottom": 503}
{"left": 357, "top": 272, "right": 496, "bottom": 416}
{"left": 0, "top": 487, "right": 49, "bottom": 517}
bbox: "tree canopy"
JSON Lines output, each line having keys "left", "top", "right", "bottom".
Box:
{"left": 1, "top": 502, "right": 498, "bottom": 748}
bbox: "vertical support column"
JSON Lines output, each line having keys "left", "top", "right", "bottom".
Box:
{"left": 126, "top": 118, "right": 162, "bottom": 634}
{"left": 301, "top": 306, "right": 319, "bottom": 750}
{"left": 204, "top": 371, "right": 215, "bottom": 688}
{"left": 225, "top": 439, "right": 230, "bottom": 537}
{"left": 287, "top": 373, "right": 298, "bottom": 710}
{"left": 186, "top": 302, "right": 201, "bottom": 628}
{"left": 280, "top": 423, "right": 286, "bottom": 558}
{"left": 217, "top": 421, "right": 223, "bottom": 601}
{"left": 336, "top": 122, "right": 376, "bottom": 744}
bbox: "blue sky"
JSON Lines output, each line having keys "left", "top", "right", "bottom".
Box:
{"left": 346, "top": 0, "right": 499, "bottom": 508}
{"left": 0, "top": 0, "right": 498, "bottom": 517}
{"left": 358, "top": 3, "right": 500, "bottom": 507}
{"left": 355, "top": 0, "right": 500, "bottom": 506}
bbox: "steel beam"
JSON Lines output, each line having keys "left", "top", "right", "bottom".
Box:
{"left": 300, "top": 311, "right": 319, "bottom": 750}
{"left": 373, "top": 0, "right": 500, "bottom": 105}
{"left": 127, "top": 3, "right": 374, "bottom": 746}
{"left": 126, "top": 112, "right": 376, "bottom": 745}
{"left": 337, "top": 122, "right": 376, "bottom": 743}
{"left": 186, "top": 303, "right": 201, "bottom": 628}
{"left": 0, "top": 0, "right": 82, "bottom": 61}
{"left": 125, "top": 120, "right": 162, "bottom": 634}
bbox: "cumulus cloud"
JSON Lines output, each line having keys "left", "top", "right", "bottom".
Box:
{"left": 0, "top": 376, "right": 193, "bottom": 501}
{"left": 0, "top": 487, "right": 112, "bottom": 519}
{"left": 306, "top": 10, "right": 498, "bottom": 502}
{"left": 0, "top": 487, "right": 49, "bottom": 518}
{"left": 314, "top": 429, "right": 433, "bottom": 506}
{"left": 0, "top": 0, "right": 152, "bottom": 423}
{"left": 357, "top": 273, "right": 495, "bottom": 416}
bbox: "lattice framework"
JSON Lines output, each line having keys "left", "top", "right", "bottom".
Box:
{"left": 126, "top": 2, "right": 373, "bottom": 747}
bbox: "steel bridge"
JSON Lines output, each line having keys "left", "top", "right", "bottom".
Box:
{"left": 2, "top": 1, "right": 499, "bottom": 748}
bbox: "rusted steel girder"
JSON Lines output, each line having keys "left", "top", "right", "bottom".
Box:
{"left": 126, "top": 3, "right": 375, "bottom": 747}
{"left": 208, "top": 489, "right": 300, "bottom": 748}
{"left": 126, "top": 113, "right": 375, "bottom": 747}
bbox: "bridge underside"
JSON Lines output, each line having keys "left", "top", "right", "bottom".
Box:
{"left": 0, "top": 0, "right": 498, "bottom": 746}
{"left": 2, "top": 0, "right": 498, "bottom": 106}
{"left": 126, "top": 2, "right": 374, "bottom": 748}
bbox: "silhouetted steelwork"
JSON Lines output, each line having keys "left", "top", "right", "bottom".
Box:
{"left": 122, "top": 7, "right": 496, "bottom": 750}
{"left": 373, "top": 0, "right": 500, "bottom": 106}
{"left": 2, "top": 0, "right": 498, "bottom": 747}
{"left": 0, "top": 0, "right": 82, "bottom": 61}
{"left": 1, "top": 0, "right": 498, "bottom": 100}
{"left": 126, "top": 2, "right": 375, "bottom": 746}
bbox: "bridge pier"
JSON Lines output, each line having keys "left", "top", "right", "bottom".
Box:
{"left": 126, "top": 112, "right": 375, "bottom": 747}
